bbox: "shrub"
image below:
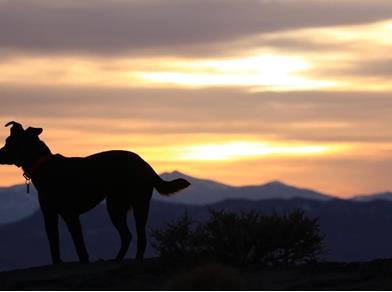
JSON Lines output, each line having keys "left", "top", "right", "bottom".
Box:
{"left": 150, "top": 212, "right": 206, "bottom": 260}
{"left": 150, "top": 209, "right": 324, "bottom": 266}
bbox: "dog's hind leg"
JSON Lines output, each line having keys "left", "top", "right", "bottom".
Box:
{"left": 106, "top": 196, "right": 132, "bottom": 261}
{"left": 133, "top": 187, "right": 153, "bottom": 262}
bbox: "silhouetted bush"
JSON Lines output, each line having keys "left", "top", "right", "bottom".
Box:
{"left": 151, "top": 209, "right": 324, "bottom": 266}
{"left": 150, "top": 212, "right": 206, "bottom": 260}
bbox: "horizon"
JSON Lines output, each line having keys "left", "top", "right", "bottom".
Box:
{"left": 1, "top": 0, "right": 392, "bottom": 198}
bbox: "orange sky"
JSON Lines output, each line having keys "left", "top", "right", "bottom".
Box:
{"left": 1, "top": 0, "right": 392, "bottom": 198}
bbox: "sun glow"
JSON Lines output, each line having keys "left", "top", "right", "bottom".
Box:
{"left": 138, "top": 54, "right": 335, "bottom": 90}
{"left": 175, "top": 141, "right": 341, "bottom": 162}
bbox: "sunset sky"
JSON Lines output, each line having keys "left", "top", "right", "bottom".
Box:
{"left": 1, "top": 0, "right": 392, "bottom": 197}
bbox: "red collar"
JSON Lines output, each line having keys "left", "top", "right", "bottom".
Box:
{"left": 23, "top": 154, "right": 53, "bottom": 180}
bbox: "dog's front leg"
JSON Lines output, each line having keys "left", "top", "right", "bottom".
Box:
{"left": 42, "top": 211, "right": 62, "bottom": 265}
{"left": 63, "top": 214, "right": 90, "bottom": 263}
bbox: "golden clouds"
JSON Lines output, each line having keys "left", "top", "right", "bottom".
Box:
{"left": 258, "top": 19, "right": 392, "bottom": 91}
{"left": 136, "top": 55, "right": 335, "bottom": 91}
{"left": 1, "top": 18, "right": 392, "bottom": 92}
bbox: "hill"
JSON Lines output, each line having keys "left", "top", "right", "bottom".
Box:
{"left": 352, "top": 191, "right": 392, "bottom": 202}
{"left": 0, "top": 185, "right": 38, "bottom": 224}
{"left": 2, "top": 257, "right": 392, "bottom": 290}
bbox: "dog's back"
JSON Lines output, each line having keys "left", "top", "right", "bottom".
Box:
{"left": 34, "top": 150, "right": 189, "bottom": 214}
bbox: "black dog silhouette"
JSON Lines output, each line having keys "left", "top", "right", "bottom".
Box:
{"left": 0, "top": 121, "right": 190, "bottom": 264}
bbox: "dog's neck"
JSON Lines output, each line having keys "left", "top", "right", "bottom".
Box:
{"left": 22, "top": 151, "right": 53, "bottom": 179}
{"left": 20, "top": 139, "right": 53, "bottom": 177}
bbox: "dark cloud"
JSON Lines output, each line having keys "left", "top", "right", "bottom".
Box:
{"left": 309, "top": 57, "right": 392, "bottom": 81}
{"left": 1, "top": 0, "right": 392, "bottom": 56}
{"left": 254, "top": 36, "right": 356, "bottom": 53}
{"left": 345, "top": 59, "right": 392, "bottom": 78}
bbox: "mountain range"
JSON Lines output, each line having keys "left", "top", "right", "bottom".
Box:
{"left": 1, "top": 171, "right": 391, "bottom": 225}
{"left": 157, "top": 171, "right": 333, "bottom": 204}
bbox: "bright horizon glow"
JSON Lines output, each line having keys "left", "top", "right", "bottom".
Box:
{"left": 175, "top": 141, "right": 339, "bottom": 161}
{"left": 137, "top": 55, "right": 336, "bottom": 90}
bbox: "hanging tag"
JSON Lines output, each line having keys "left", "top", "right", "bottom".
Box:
{"left": 23, "top": 173, "right": 31, "bottom": 194}
{"left": 26, "top": 179, "right": 30, "bottom": 194}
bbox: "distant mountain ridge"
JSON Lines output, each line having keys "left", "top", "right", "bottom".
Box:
{"left": 156, "top": 171, "right": 334, "bottom": 205}
{"left": 352, "top": 191, "right": 392, "bottom": 202}
{"left": 1, "top": 171, "right": 391, "bottom": 225}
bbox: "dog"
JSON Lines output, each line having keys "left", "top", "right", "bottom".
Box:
{"left": 0, "top": 121, "right": 190, "bottom": 264}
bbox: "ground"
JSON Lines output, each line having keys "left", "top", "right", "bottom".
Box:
{"left": 1, "top": 258, "right": 392, "bottom": 290}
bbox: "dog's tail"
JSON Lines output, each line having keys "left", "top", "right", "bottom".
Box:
{"left": 154, "top": 176, "right": 191, "bottom": 196}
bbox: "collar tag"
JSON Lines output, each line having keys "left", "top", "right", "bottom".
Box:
{"left": 26, "top": 179, "right": 30, "bottom": 194}
{"left": 23, "top": 173, "right": 31, "bottom": 194}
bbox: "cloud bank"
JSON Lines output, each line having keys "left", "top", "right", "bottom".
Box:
{"left": 1, "top": 0, "right": 392, "bottom": 56}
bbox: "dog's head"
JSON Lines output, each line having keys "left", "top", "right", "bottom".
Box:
{"left": 0, "top": 121, "right": 50, "bottom": 168}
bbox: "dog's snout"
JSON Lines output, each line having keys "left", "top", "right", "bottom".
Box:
{"left": 0, "top": 147, "right": 6, "bottom": 164}
{"left": 0, "top": 146, "right": 12, "bottom": 165}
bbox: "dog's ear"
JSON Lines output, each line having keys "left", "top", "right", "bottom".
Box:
{"left": 26, "top": 127, "right": 43, "bottom": 137}
{"left": 5, "top": 121, "right": 24, "bottom": 136}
